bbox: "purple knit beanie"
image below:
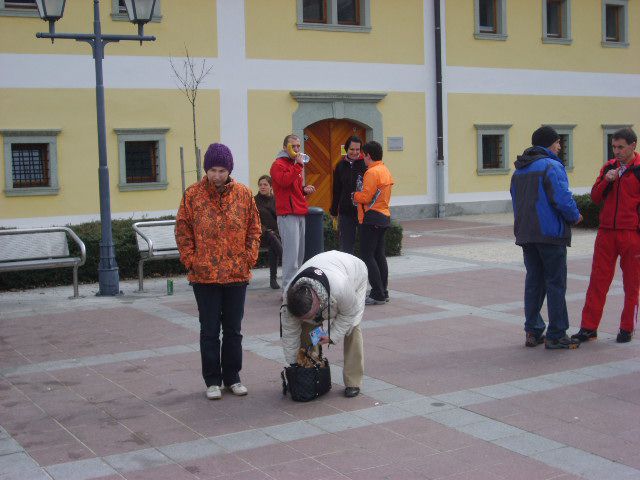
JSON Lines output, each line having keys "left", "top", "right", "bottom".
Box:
{"left": 203, "top": 143, "right": 233, "bottom": 173}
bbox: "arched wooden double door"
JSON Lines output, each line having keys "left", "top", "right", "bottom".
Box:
{"left": 303, "top": 119, "right": 367, "bottom": 213}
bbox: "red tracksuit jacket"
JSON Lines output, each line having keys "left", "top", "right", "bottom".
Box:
{"left": 591, "top": 152, "right": 640, "bottom": 230}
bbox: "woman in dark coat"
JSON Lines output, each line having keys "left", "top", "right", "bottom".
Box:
{"left": 254, "top": 175, "right": 282, "bottom": 289}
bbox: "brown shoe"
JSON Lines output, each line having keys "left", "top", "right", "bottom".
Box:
{"left": 525, "top": 332, "right": 545, "bottom": 347}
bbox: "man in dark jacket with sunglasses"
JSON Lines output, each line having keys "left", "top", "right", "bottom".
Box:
{"left": 330, "top": 135, "right": 367, "bottom": 254}
{"left": 510, "top": 126, "right": 583, "bottom": 350}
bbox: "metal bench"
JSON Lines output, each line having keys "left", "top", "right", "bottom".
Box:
{"left": 132, "top": 220, "right": 180, "bottom": 292}
{"left": 133, "top": 219, "right": 270, "bottom": 292}
{"left": 0, "top": 227, "right": 87, "bottom": 298}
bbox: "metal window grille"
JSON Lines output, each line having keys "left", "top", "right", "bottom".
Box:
{"left": 4, "top": 0, "right": 37, "bottom": 9}
{"left": 546, "top": 0, "right": 564, "bottom": 38}
{"left": 338, "top": 0, "right": 360, "bottom": 25}
{"left": 558, "top": 134, "right": 569, "bottom": 165}
{"left": 117, "top": 0, "right": 127, "bottom": 14}
{"left": 479, "top": 0, "right": 497, "bottom": 33}
{"left": 303, "top": 0, "right": 327, "bottom": 23}
{"left": 607, "top": 134, "right": 615, "bottom": 160}
{"left": 605, "top": 5, "right": 621, "bottom": 42}
{"left": 11, "top": 143, "right": 50, "bottom": 188}
{"left": 125, "top": 141, "right": 159, "bottom": 183}
{"left": 482, "top": 135, "right": 503, "bottom": 169}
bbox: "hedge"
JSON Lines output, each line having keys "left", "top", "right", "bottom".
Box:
{"left": 0, "top": 213, "right": 403, "bottom": 291}
{"left": 573, "top": 193, "right": 602, "bottom": 229}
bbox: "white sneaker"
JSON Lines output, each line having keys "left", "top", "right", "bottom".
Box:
{"left": 227, "top": 383, "right": 248, "bottom": 396}
{"left": 206, "top": 385, "right": 222, "bottom": 400}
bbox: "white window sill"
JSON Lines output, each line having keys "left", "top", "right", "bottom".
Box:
{"left": 601, "top": 40, "right": 629, "bottom": 48}
{"left": 4, "top": 187, "right": 59, "bottom": 196}
{"left": 297, "top": 22, "right": 371, "bottom": 33}
{"left": 474, "top": 33, "right": 508, "bottom": 41}
{"left": 111, "top": 13, "right": 162, "bottom": 22}
{"left": 542, "top": 37, "right": 572, "bottom": 45}
{"left": 0, "top": 8, "right": 39, "bottom": 17}
{"left": 119, "top": 182, "right": 168, "bottom": 192}
{"left": 477, "top": 168, "right": 510, "bottom": 176}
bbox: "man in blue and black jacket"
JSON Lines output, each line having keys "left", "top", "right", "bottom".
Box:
{"left": 510, "top": 126, "right": 583, "bottom": 350}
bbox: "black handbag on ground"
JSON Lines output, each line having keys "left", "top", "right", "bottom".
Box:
{"left": 281, "top": 347, "right": 332, "bottom": 402}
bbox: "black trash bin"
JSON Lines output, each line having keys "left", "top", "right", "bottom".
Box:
{"left": 304, "top": 207, "right": 325, "bottom": 261}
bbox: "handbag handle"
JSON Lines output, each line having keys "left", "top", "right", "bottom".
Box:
{"left": 281, "top": 369, "right": 288, "bottom": 396}
{"left": 303, "top": 345, "right": 323, "bottom": 368}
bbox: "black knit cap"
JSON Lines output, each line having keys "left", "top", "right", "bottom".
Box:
{"left": 531, "top": 126, "right": 560, "bottom": 148}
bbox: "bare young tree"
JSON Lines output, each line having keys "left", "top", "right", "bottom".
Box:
{"left": 169, "top": 46, "right": 213, "bottom": 180}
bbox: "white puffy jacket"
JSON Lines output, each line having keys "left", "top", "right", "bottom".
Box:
{"left": 280, "top": 251, "right": 368, "bottom": 364}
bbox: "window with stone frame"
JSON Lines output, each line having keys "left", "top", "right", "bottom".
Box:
{"left": 115, "top": 128, "right": 168, "bottom": 191}
{"left": 602, "top": 125, "right": 633, "bottom": 163}
{"left": 602, "top": 0, "right": 628, "bottom": 46}
{"left": 4, "top": 0, "right": 36, "bottom": 9}
{"left": 0, "top": 0, "right": 38, "bottom": 16}
{"left": 475, "top": 0, "right": 507, "bottom": 40}
{"left": 111, "top": 0, "right": 161, "bottom": 21}
{"left": 475, "top": 124, "right": 511, "bottom": 175}
{"left": 543, "top": 0, "right": 571, "bottom": 44}
{"left": 2, "top": 129, "right": 61, "bottom": 196}
{"left": 298, "top": 0, "right": 369, "bottom": 32}
{"left": 542, "top": 125, "right": 576, "bottom": 170}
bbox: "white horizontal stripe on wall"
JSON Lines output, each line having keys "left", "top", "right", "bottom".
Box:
{"left": 2, "top": 54, "right": 640, "bottom": 98}
{"left": 0, "top": 54, "right": 428, "bottom": 92}
{"left": 446, "top": 66, "right": 640, "bottom": 98}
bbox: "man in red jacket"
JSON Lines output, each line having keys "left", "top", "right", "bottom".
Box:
{"left": 270, "top": 134, "right": 316, "bottom": 290}
{"left": 573, "top": 128, "right": 640, "bottom": 344}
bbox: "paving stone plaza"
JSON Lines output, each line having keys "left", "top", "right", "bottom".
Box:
{"left": 1, "top": 214, "right": 639, "bottom": 480}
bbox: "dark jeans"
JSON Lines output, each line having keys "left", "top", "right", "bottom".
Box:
{"left": 192, "top": 283, "right": 247, "bottom": 387}
{"left": 338, "top": 214, "right": 358, "bottom": 255}
{"left": 360, "top": 224, "right": 388, "bottom": 301}
{"left": 522, "top": 243, "right": 569, "bottom": 340}
{"left": 264, "top": 231, "right": 282, "bottom": 280}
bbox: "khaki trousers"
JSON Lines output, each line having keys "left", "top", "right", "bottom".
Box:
{"left": 300, "top": 322, "right": 364, "bottom": 388}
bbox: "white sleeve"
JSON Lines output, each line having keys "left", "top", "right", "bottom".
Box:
{"left": 280, "top": 305, "right": 302, "bottom": 364}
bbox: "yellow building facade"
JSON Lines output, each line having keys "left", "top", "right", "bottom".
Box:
{"left": 0, "top": 0, "right": 638, "bottom": 226}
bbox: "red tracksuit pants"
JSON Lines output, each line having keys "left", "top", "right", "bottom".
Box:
{"left": 581, "top": 229, "right": 640, "bottom": 333}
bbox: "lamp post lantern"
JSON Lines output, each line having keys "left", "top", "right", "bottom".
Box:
{"left": 34, "top": 0, "right": 156, "bottom": 296}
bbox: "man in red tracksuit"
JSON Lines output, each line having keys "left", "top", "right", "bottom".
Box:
{"left": 572, "top": 128, "right": 640, "bottom": 344}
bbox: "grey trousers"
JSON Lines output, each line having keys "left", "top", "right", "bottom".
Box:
{"left": 277, "top": 214, "right": 306, "bottom": 290}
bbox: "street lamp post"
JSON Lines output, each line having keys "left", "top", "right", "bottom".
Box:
{"left": 34, "top": 0, "right": 157, "bottom": 296}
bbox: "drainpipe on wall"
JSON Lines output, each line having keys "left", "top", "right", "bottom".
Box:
{"left": 434, "top": 0, "right": 446, "bottom": 218}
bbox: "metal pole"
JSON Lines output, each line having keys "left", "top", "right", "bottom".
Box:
{"left": 196, "top": 146, "right": 202, "bottom": 181}
{"left": 434, "top": 0, "right": 446, "bottom": 218}
{"left": 179, "top": 146, "right": 186, "bottom": 193}
{"left": 34, "top": 1, "right": 155, "bottom": 296}
{"left": 93, "top": 0, "right": 120, "bottom": 295}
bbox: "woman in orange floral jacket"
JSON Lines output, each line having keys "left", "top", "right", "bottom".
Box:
{"left": 175, "top": 143, "right": 261, "bottom": 400}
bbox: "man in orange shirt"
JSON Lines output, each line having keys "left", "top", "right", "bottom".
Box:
{"left": 353, "top": 141, "right": 394, "bottom": 305}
